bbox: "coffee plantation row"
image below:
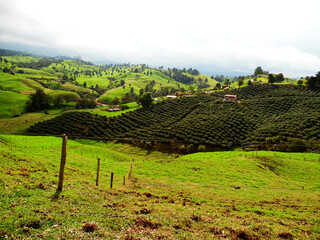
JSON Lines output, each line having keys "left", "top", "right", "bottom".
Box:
{"left": 29, "top": 84, "right": 320, "bottom": 153}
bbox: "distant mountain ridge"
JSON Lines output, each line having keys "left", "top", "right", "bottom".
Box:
{"left": 0, "top": 48, "right": 31, "bottom": 56}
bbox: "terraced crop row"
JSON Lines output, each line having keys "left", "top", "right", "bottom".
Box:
{"left": 29, "top": 84, "right": 320, "bottom": 152}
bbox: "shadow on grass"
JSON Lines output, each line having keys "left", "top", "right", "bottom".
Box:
{"left": 51, "top": 190, "right": 62, "bottom": 201}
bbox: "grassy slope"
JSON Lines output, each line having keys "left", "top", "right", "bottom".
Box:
{"left": 0, "top": 112, "right": 57, "bottom": 133}
{"left": 187, "top": 72, "right": 219, "bottom": 87}
{"left": 61, "top": 82, "right": 92, "bottom": 93}
{"left": 76, "top": 102, "right": 139, "bottom": 117}
{"left": 76, "top": 74, "right": 110, "bottom": 88}
{"left": 0, "top": 72, "right": 34, "bottom": 92}
{"left": 46, "top": 90, "right": 81, "bottom": 100}
{"left": 230, "top": 75, "right": 297, "bottom": 89}
{"left": 98, "top": 69, "right": 189, "bottom": 103}
{"left": 45, "top": 62, "right": 190, "bottom": 104}
{"left": 0, "top": 91, "right": 29, "bottom": 118}
{"left": 1, "top": 57, "right": 213, "bottom": 120}
{"left": 2, "top": 56, "right": 40, "bottom": 63}
{"left": 0, "top": 134, "right": 319, "bottom": 239}
{"left": 0, "top": 57, "right": 86, "bottom": 119}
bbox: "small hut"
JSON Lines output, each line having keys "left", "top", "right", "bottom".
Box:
{"left": 224, "top": 95, "right": 237, "bottom": 101}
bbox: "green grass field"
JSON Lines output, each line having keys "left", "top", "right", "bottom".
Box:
{"left": 75, "top": 102, "right": 139, "bottom": 117}
{"left": 0, "top": 90, "right": 29, "bottom": 118}
{"left": 98, "top": 73, "right": 189, "bottom": 103}
{"left": 2, "top": 56, "right": 40, "bottom": 63}
{"left": 229, "top": 75, "right": 298, "bottom": 89}
{"left": 0, "top": 56, "right": 219, "bottom": 120}
{"left": 0, "top": 72, "right": 34, "bottom": 93}
{"left": 46, "top": 90, "right": 81, "bottom": 101}
{"left": 0, "top": 134, "right": 319, "bottom": 239}
{"left": 62, "top": 82, "right": 92, "bottom": 93}
{"left": 75, "top": 75, "right": 110, "bottom": 89}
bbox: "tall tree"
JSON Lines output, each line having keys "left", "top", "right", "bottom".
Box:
{"left": 275, "top": 73, "right": 284, "bottom": 82}
{"left": 191, "top": 69, "right": 199, "bottom": 75}
{"left": 268, "top": 74, "right": 275, "bottom": 83}
{"left": 307, "top": 71, "right": 320, "bottom": 90}
{"left": 137, "top": 92, "right": 153, "bottom": 108}
{"left": 238, "top": 77, "right": 244, "bottom": 87}
{"left": 254, "top": 66, "right": 263, "bottom": 76}
{"left": 25, "top": 89, "right": 50, "bottom": 112}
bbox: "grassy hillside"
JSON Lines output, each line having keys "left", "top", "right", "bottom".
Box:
{"left": 0, "top": 134, "right": 319, "bottom": 239}
{"left": 229, "top": 75, "right": 297, "bottom": 89}
{"left": 0, "top": 90, "right": 29, "bottom": 117}
{"left": 0, "top": 56, "right": 91, "bottom": 118}
{"left": 0, "top": 55, "right": 221, "bottom": 121}
{"left": 46, "top": 90, "right": 81, "bottom": 101}
{"left": 0, "top": 112, "right": 57, "bottom": 133}
{"left": 0, "top": 72, "right": 35, "bottom": 93}
{"left": 97, "top": 67, "right": 190, "bottom": 103}
{"left": 2, "top": 56, "right": 40, "bottom": 63}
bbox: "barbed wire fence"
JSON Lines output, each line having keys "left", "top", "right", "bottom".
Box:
{"left": 1, "top": 133, "right": 320, "bottom": 192}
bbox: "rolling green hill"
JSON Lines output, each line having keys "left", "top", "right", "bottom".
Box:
{"left": 228, "top": 74, "right": 297, "bottom": 89}
{"left": 0, "top": 54, "right": 216, "bottom": 119}
{"left": 0, "top": 90, "right": 29, "bottom": 117}
{"left": 0, "top": 56, "right": 83, "bottom": 117}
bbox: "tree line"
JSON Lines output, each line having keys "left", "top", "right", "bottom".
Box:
{"left": 25, "top": 89, "right": 86, "bottom": 112}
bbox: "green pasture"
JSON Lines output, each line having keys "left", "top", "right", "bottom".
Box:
{"left": 133, "top": 151, "right": 320, "bottom": 190}
{"left": 62, "top": 82, "right": 92, "bottom": 93}
{"left": 0, "top": 72, "right": 34, "bottom": 92}
{"left": 98, "top": 76, "right": 187, "bottom": 103}
{"left": 48, "top": 60, "right": 100, "bottom": 74}
{"left": 0, "top": 112, "right": 58, "bottom": 133}
{"left": 64, "top": 60, "right": 100, "bottom": 71}
{"left": 230, "top": 75, "right": 298, "bottom": 88}
{"left": 46, "top": 90, "right": 81, "bottom": 101}
{"left": 186, "top": 72, "right": 218, "bottom": 87}
{"left": 0, "top": 134, "right": 132, "bottom": 183}
{"left": 0, "top": 90, "right": 29, "bottom": 118}
{"left": 76, "top": 102, "right": 139, "bottom": 117}
{"left": 0, "top": 134, "right": 319, "bottom": 239}
{"left": 39, "top": 67, "right": 58, "bottom": 75}
{"left": 2, "top": 56, "right": 40, "bottom": 63}
{"left": 17, "top": 68, "right": 56, "bottom": 77}
{"left": 20, "top": 78, "right": 44, "bottom": 93}
{"left": 75, "top": 75, "right": 110, "bottom": 88}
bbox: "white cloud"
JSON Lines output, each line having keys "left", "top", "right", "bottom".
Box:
{"left": 0, "top": 0, "right": 320, "bottom": 77}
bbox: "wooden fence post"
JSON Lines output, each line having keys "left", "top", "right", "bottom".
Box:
{"left": 123, "top": 175, "right": 126, "bottom": 185}
{"left": 96, "top": 157, "right": 100, "bottom": 186}
{"left": 110, "top": 172, "right": 114, "bottom": 189}
{"left": 128, "top": 163, "right": 133, "bottom": 179}
{"left": 58, "top": 134, "right": 67, "bottom": 191}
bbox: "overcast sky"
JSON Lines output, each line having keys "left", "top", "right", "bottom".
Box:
{"left": 0, "top": 0, "right": 320, "bottom": 77}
